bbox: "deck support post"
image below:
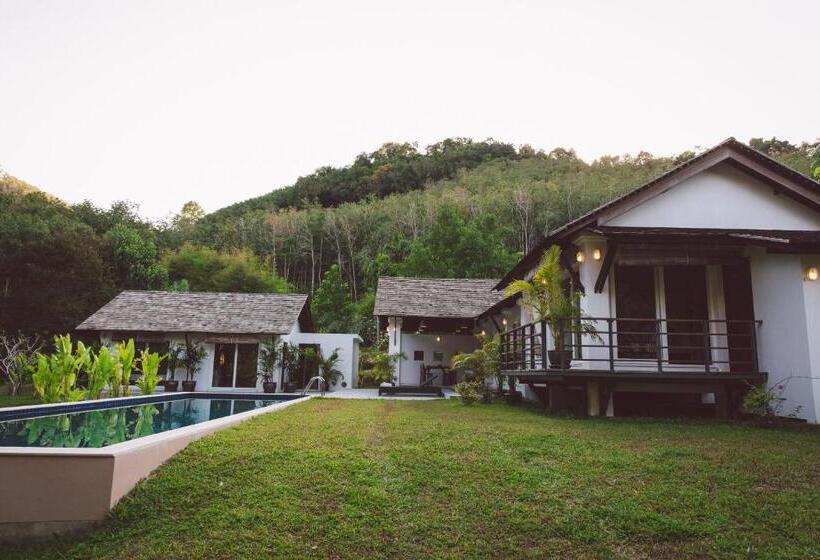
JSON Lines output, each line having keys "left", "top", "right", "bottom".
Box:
{"left": 586, "top": 382, "right": 601, "bottom": 417}
{"left": 605, "top": 388, "right": 615, "bottom": 418}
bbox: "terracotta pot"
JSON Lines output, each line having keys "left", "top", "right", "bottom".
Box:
{"left": 181, "top": 380, "right": 196, "bottom": 392}
{"left": 262, "top": 381, "right": 277, "bottom": 394}
{"left": 164, "top": 380, "right": 179, "bottom": 392}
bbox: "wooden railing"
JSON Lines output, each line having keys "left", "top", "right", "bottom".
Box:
{"left": 500, "top": 317, "right": 761, "bottom": 374}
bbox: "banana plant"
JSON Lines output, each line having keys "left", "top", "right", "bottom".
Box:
{"left": 31, "top": 335, "right": 84, "bottom": 403}
{"left": 136, "top": 349, "right": 165, "bottom": 395}
{"left": 86, "top": 346, "right": 116, "bottom": 400}
{"left": 112, "top": 339, "right": 136, "bottom": 397}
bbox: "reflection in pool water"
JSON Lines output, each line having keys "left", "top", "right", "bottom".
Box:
{"left": 0, "top": 398, "right": 279, "bottom": 448}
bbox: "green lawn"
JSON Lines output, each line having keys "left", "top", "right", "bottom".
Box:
{"left": 8, "top": 399, "right": 820, "bottom": 559}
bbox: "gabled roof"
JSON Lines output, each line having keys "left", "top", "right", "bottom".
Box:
{"left": 76, "top": 290, "right": 309, "bottom": 335}
{"left": 496, "top": 138, "right": 820, "bottom": 289}
{"left": 374, "top": 277, "right": 507, "bottom": 319}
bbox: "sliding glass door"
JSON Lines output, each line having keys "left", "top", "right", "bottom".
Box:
{"left": 212, "top": 343, "right": 259, "bottom": 388}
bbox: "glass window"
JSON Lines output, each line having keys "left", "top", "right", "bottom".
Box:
{"left": 414, "top": 350, "right": 424, "bottom": 361}
{"left": 433, "top": 351, "right": 444, "bottom": 362}
{"left": 235, "top": 344, "right": 259, "bottom": 388}
{"left": 212, "top": 343, "right": 236, "bottom": 388}
{"left": 615, "top": 266, "right": 657, "bottom": 359}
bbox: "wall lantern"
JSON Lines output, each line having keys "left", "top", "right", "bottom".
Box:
{"left": 218, "top": 352, "right": 225, "bottom": 366}
{"left": 575, "top": 250, "right": 585, "bottom": 263}
{"left": 436, "top": 335, "right": 442, "bottom": 342}
{"left": 807, "top": 266, "right": 819, "bottom": 281}
{"left": 481, "top": 329, "right": 486, "bottom": 336}
{"left": 592, "top": 248, "right": 602, "bottom": 261}
{"left": 501, "top": 318, "right": 508, "bottom": 326}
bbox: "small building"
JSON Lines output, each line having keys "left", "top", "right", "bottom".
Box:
{"left": 373, "top": 277, "right": 518, "bottom": 387}
{"left": 76, "top": 290, "right": 361, "bottom": 392}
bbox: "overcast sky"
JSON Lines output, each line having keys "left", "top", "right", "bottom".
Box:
{"left": 1, "top": 1, "right": 818, "bottom": 219}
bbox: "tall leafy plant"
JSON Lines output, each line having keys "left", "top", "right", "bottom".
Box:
{"left": 86, "top": 346, "right": 116, "bottom": 400}
{"left": 136, "top": 348, "right": 165, "bottom": 395}
{"left": 108, "top": 339, "right": 134, "bottom": 397}
{"left": 181, "top": 335, "right": 207, "bottom": 383}
{"left": 257, "top": 338, "right": 281, "bottom": 384}
{"left": 318, "top": 348, "right": 343, "bottom": 387}
{"left": 451, "top": 334, "right": 501, "bottom": 404}
{"left": 31, "top": 335, "right": 85, "bottom": 403}
{"left": 503, "top": 245, "right": 599, "bottom": 353}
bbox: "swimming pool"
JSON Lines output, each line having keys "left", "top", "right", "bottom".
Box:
{"left": 0, "top": 394, "right": 293, "bottom": 448}
{"left": 0, "top": 392, "right": 310, "bottom": 539}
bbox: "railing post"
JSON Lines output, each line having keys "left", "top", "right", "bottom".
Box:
{"left": 512, "top": 328, "right": 518, "bottom": 370}
{"left": 703, "top": 319, "right": 712, "bottom": 373}
{"left": 540, "top": 320, "right": 547, "bottom": 371}
{"left": 607, "top": 318, "right": 615, "bottom": 374}
{"left": 656, "top": 319, "right": 663, "bottom": 373}
{"left": 529, "top": 323, "right": 536, "bottom": 370}
{"left": 520, "top": 327, "right": 526, "bottom": 370}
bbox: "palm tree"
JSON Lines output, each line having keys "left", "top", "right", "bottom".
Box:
{"left": 504, "top": 245, "right": 599, "bottom": 367}
{"left": 318, "top": 348, "right": 343, "bottom": 389}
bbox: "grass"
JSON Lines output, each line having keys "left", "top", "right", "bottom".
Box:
{"left": 8, "top": 399, "right": 820, "bottom": 559}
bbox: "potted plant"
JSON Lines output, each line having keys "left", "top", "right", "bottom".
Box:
{"left": 164, "top": 343, "right": 183, "bottom": 392}
{"left": 258, "top": 338, "right": 280, "bottom": 393}
{"left": 280, "top": 342, "right": 301, "bottom": 393}
{"left": 318, "top": 348, "right": 343, "bottom": 391}
{"left": 504, "top": 245, "right": 600, "bottom": 370}
{"left": 180, "top": 335, "right": 206, "bottom": 392}
{"left": 451, "top": 334, "right": 500, "bottom": 404}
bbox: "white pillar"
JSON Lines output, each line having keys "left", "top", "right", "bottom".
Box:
{"left": 387, "top": 316, "right": 403, "bottom": 385}
{"left": 576, "top": 236, "right": 610, "bottom": 370}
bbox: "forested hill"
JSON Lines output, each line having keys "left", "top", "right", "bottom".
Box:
{"left": 203, "top": 139, "right": 521, "bottom": 222}
{"left": 1, "top": 136, "right": 817, "bottom": 339}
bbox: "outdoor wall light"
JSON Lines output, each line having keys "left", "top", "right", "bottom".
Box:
{"left": 481, "top": 329, "right": 486, "bottom": 336}
{"left": 502, "top": 318, "right": 508, "bottom": 326}
{"left": 807, "top": 266, "right": 819, "bottom": 281}
{"left": 575, "top": 250, "right": 585, "bottom": 263}
{"left": 436, "top": 335, "right": 441, "bottom": 342}
{"left": 592, "top": 248, "right": 602, "bottom": 261}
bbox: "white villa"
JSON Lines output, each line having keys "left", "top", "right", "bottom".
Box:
{"left": 375, "top": 138, "right": 820, "bottom": 422}
{"left": 76, "top": 290, "right": 361, "bottom": 393}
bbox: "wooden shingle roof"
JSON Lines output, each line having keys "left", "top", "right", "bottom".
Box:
{"left": 76, "top": 290, "right": 308, "bottom": 335}
{"left": 374, "top": 277, "right": 506, "bottom": 319}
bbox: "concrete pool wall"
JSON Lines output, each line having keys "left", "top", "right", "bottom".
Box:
{"left": 0, "top": 393, "right": 311, "bottom": 541}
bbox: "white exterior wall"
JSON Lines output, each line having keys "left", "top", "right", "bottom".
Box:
{"left": 397, "top": 333, "right": 478, "bottom": 386}
{"left": 100, "top": 325, "right": 362, "bottom": 394}
{"left": 603, "top": 163, "right": 820, "bottom": 230}
{"left": 286, "top": 332, "right": 362, "bottom": 391}
{"left": 750, "top": 252, "right": 819, "bottom": 422}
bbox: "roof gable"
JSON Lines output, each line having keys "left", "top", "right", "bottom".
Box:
{"left": 76, "top": 290, "right": 309, "bottom": 335}
{"left": 374, "top": 277, "right": 506, "bottom": 319}
{"left": 496, "top": 138, "right": 820, "bottom": 288}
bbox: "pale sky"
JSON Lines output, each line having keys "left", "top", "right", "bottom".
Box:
{"left": 1, "top": 1, "right": 818, "bottom": 219}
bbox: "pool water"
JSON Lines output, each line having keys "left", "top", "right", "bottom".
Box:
{"left": 0, "top": 397, "right": 283, "bottom": 448}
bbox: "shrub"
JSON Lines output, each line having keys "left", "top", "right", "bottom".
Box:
{"left": 31, "top": 335, "right": 85, "bottom": 403}
{"left": 455, "top": 380, "right": 483, "bottom": 405}
{"left": 742, "top": 381, "right": 801, "bottom": 420}
{"left": 86, "top": 345, "right": 116, "bottom": 400}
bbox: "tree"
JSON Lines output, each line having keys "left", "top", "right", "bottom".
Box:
{"left": 105, "top": 223, "right": 168, "bottom": 289}
{"left": 0, "top": 333, "right": 42, "bottom": 395}
{"left": 312, "top": 265, "right": 354, "bottom": 333}
{"left": 164, "top": 244, "right": 291, "bottom": 293}
{"left": 397, "top": 205, "right": 518, "bottom": 278}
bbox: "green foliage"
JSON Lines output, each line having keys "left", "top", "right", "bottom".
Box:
{"left": 105, "top": 223, "right": 168, "bottom": 289}
{"left": 86, "top": 345, "right": 115, "bottom": 400}
{"left": 0, "top": 333, "right": 41, "bottom": 396}
{"left": 451, "top": 335, "right": 501, "bottom": 383}
{"left": 181, "top": 337, "right": 207, "bottom": 382}
{"left": 257, "top": 338, "right": 281, "bottom": 383}
{"left": 110, "top": 339, "right": 135, "bottom": 397}
{"left": 165, "top": 344, "right": 184, "bottom": 381}
{"left": 279, "top": 342, "right": 302, "bottom": 385}
{"left": 504, "top": 245, "right": 600, "bottom": 350}
{"left": 318, "top": 348, "right": 343, "bottom": 387}
{"left": 164, "top": 244, "right": 291, "bottom": 293}
{"left": 135, "top": 348, "right": 165, "bottom": 395}
{"left": 741, "top": 381, "right": 801, "bottom": 420}
{"left": 358, "top": 337, "right": 403, "bottom": 386}
{"left": 397, "top": 205, "right": 518, "bottom": 278}
{"left": 312, "top": 265, "right": 361, "bottom": 335}
{"left": 31, "top": 335, "right": 85, "bottom": 403}
{"left": 453, "top": 380, "right": 483, "bottom": 405}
